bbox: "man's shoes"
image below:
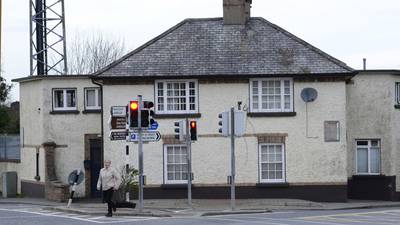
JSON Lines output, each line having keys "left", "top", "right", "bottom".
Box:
{"left": 105, "top": 213, "right": 112, "bottom": 217}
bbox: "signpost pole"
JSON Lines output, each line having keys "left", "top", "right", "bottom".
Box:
{"left": 186, "top": 118, "right": 192, "bottom": 207}
{"left": 230, "top": 107, "right": 236, "bottom": 211}
{"left": 138, "top": 95, "right": 144, "bottom": 211}
{"left": 125, "top": 145, "right": 130, "bottom": 202}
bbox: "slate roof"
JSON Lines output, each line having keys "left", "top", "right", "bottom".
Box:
{"left": 96, "top": 17, "right": 354, "bottom": 78}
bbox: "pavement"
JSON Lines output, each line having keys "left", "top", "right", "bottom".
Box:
{"left": 1, "top": 197, "right": 400, "bottom": 217}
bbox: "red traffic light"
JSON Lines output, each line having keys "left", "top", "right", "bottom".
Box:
{"left": 190, "top": 121, "right": 196, "bottom": 128}
{"left": 130, "top": 101, "right": 139, "bottom": 110}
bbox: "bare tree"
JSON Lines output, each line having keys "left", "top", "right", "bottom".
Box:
{"left": 66, "top": 33, "right": 126, "bottom": 75}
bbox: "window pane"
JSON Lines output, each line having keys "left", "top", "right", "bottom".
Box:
{"left": 66, "top": 90, "right": 76, "bottom": 107}
{"left": 357, "top": 141, "right": 368, "bottom": 146}
{"left": 86, "top": 90, "right": 96, "bottom": 107}
{"left": 371, "top": 140, "right": 380, "bottom": 147}
{"left": 98, "top": 89, "right": 102, "bottom": 106}
{"left": 370, "top": 148, "right": 380, "bottom": 173}
{"left": 54, "top": 90, "right": 64, "bottom": 108}
{"left": 357, "top": 148, "right": 368, "bottom": 173}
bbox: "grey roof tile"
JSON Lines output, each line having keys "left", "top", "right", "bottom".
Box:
{"left": 96, "top": 17, "right": 354, "bottom": 78}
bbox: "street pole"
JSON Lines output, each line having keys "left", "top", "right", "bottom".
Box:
{"left": 138, "top": 95, "right": 144, "bottom": 211}
{"left": 230, "top": 107, "right": 236, "bottom": 211}
{"left": 186, "top": 118, "right": 192, "bottom": 207}
{"left": 125, "top": 145, "right": 130, "bottom": 202}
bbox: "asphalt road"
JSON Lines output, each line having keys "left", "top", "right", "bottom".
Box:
{"left": 1, "top": 204, "right": 400, "bottom": 224}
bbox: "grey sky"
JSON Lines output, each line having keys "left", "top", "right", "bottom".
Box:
{"left": 2, "top": 0, "right": 400, "bottom": 101}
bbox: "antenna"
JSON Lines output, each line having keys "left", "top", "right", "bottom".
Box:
{"left": 30, "top": 0, "right": 67, "bottom": 76}
{"left": 301, "top": 88, "right": 318, "bottom": 102}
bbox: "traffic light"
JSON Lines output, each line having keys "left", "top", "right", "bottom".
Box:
{"left": 129, "top": 101, "right": 139, "bottom": 128}
{"left": 174, "top": 120, "right": 186, "bottom": 141}
{"left": 189, "top": 121, "right": 197, "bottom": 141}
{"left": 143, "top": 101, "right": 156, "bottom": 128}
{"left": 218, "top": 111, "right": 229, "bottom": 137}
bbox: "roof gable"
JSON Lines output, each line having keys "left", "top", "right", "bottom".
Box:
{"left": 96, "top": 18, "right": 353, "bottom": 78}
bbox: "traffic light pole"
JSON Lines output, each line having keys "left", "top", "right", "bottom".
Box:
{"left": 138, "top": 95, "right": 144, "bottom": 211}
{"left": 185, "top": 118, "right": 192, "bottom": 207}
{"left": 230, "top": 107, "right": 236, "bottom": 211}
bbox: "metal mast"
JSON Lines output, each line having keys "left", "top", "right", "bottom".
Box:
{"left": 30, "top": 0, "right": 67, "bottom": 76}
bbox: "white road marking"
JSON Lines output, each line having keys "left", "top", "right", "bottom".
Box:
{"left": 203, "top": 217, "right": 291, "bottom": 225}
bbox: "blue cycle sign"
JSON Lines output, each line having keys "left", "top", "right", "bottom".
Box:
{"left": 149, "top": 122, "right": 159, "bottom": 130}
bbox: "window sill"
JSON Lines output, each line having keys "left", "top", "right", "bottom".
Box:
{"left": 0, "top": 159, "right": 20, "bottom": 163}
{"left": 395, "top": 104, "right": 400, "bottom": 109}
{"left": 50, "top": 110, "right": 80, "bottom": 115}
{"left": 82, "top": 109, "right": 101, "bottom": 114}
{"left": 161, "top": 184, "right": 188, "bottom": 189}
{"left": 248, "top": 112, "right": 296, "bottom": 117}
{"left": 256, "top": 182, "right": 289, "bottom": 188}
{"left": 154, "top": 113, "right": 201, "bottom": 119}
{"left": 353, "top": 174, "right": 384, "bottom": 179}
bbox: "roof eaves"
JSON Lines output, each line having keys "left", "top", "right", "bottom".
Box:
{"left": 255, "top": 17, "right": 354, "bottom": 73}
{"left": 12, "top": 75, "right": 90, "bottom": 83}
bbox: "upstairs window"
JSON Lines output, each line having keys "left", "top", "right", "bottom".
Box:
{"left": 84, "top": 88, "right": 102, "bottom": 110}
{"left": 356, "top": 140, "right": 381, "bottom": 175}
{"left": 395, "top": 82, "right": 400, "bottom": 105}
{"left": 250, "top": 78, "right": 293, "bottom": 112}
{"left": 155, "top": 80, "right": 198, "bottom": 114}
{"left": 53, "top": 89, "right": 77, "bottom": 111}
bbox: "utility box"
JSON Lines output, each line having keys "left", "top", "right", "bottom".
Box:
{"left": 2, "top": 172, "right": 17, "bottom": 198}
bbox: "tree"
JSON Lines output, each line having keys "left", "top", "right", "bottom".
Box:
{"left": 66, "top": 33, "right": 126, "bottom": 75}
{"left": 0, "top": 75, "right": 12, "bottom": 103}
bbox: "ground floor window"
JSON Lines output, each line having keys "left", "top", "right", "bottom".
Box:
{"left": 356, "top": 140, "right": 381, "bottom": 174}
{"left": 163, "top": 145, "right": 188, "bottom": 184}
{"left": 259, "top": 143, "right": 285, "bottom": 183}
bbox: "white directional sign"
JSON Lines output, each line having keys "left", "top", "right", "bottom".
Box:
{"left": 128, "top": 131, "right": 161, "bottom": 142}
{"left": 111, "top": 106, "right": 127, "bottom": 117}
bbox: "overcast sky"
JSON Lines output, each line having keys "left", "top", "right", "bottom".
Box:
{"left": 2, "top": 0, "right": 400, "bottom": 101}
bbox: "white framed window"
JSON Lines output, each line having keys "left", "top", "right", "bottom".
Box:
{"left": 53, "top": 88, "right": 77, "bottom": 111}
{"left": 155, "top": 80, "right": 198, "bottom": 114}
{"left": 259, "top": 143, "right": 285, "bottom": 183}
{"left": 84, "top": 88, "right": 102, "bottom": 110}
{"left": 356, "top": 140, "right": 381, "bottom": 175}
{"left": 250, "top": 78, "right": 293, "bottom": 112}
{"left": 163, "top": 145, "right": 188, "bottom": 184}
{"left": 395, "top": 82, "right": 400, "bottom": 105}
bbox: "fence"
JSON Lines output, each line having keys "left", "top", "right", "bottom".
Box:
{"left": 0, "top": 134, "right": 20, "bottom": 162}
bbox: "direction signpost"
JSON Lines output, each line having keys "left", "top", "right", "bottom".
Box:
{"left": 111, "top": 117, "right": 126, "bottom": 130}
{"left": 128, "top": 131, "right": 161, "bottom": 142}
{"left": 110, "top": 131, "right": 128, "bottom": 141}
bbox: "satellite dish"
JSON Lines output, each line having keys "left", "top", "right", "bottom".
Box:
{"left": 301, "top": 88, "right": 318, "bottom": 102}
{"left": 68, "top": 169, "right": 84, "bottom": 185}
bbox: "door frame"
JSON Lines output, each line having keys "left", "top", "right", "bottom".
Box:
{"left": 84, "top": 134, "right": 103, "bottom": 197}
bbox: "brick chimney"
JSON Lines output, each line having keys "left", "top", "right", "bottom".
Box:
{"left": 223, "top": 0, "right": 252, "bottom": 25}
